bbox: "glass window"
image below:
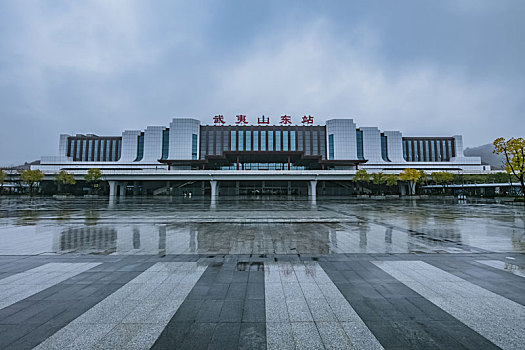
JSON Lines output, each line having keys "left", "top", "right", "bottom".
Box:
{"left": 424, "top": 140, "right": 429, "bottom": 162}
{"left": 135, "top": 135, "right": 144, "bottom": 161}
{"left": 238, "top": 130, "right": 244, "bottom": 151}
{"left": 283, "top": 131, "right": 289, "bottom": 151}
{"left": 275, "top": 131, "right": 281, "bottom": 151}
{"left": 447, "top": 140, "right": 452, "bottom": 160}
{"left": 305, "top": 131, "right": 311, "bottom": 155}
{"left": 246, "top": 130, "right": 251, "bottom": 151}
{"left": 113, "top": 140, "right": 118, "bottom": 161}
{"left": 408, "top": 140, "right": 413, "bottom": 161}
{"left": 312, "top": 132, "right": 318, "bottom": 155}
{"left": 329, "top": 134, "right": 334, "bottom": 160}
{"left": 118, "top": 139, "right": 122, "bottom": 160}
{"left": 82, "top": 140, "right": 87, "bottom": 161}
{"left": 436, "top": 140, "right": 441, "bottom": 161}
{"left": 253, "top": 131, "right": 258, "bottom": 151}
{"left": 268, "top": 131, "right": 274, "bottom": 151}
{"left": 261, "top": 130, "right": 266, "bottom": 151}
{"left": 94, "top": 140, "right": 99, "bottom": 161}
{"left": 162, "top": 130, "right": 169, "bottom": 160}
{"left": 75, "top": 140, "right": 80, "bottom": 160}
{"left": 87, "top": 140, "right": 92, "bottom": 161}
{"left": 381, "top": 135, "right": 389, "bottom": 162}
{"left": 356, "top": 130, "right": 364, "bottom": 160}
{"left": 208, "top": 131, "right": 214, "bottom": 155}
{"left": 231, "top": 131, "right": 237, "bottom": 151}
{"left": 192, "top": 134, "right": 198, "bottom": 159}
{"left": 319, "top": 132, "right": 326, "bottom": 159}
{"left": 297, "top": 131, "right": 303, "bottom": 151}
{"left": 223, "top": 131, "right": 229, "bottom": 151}
{"left": 290, "top": 131, "right": 296, "bottom": 151}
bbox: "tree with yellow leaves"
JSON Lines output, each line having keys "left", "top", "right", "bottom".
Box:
{"left": 493, "top": 137, "right": 525, "bottom": 198}
{"left": 399, "top": 168, "right": 421, "bottom": 195}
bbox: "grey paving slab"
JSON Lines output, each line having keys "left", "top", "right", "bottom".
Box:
{"left": 0, "top": 263, "right": 100, "bottom": 310}
{"left": 265, "top": 262, "right": 383, "bottom": 350}
{"left": 374, "top": 260, "right": 525, "bottom": 350}
{"left": 322, "top": 259, "right": 501, "bottom": 349}
{"left": 33, "top": 262, "right": 206, "bottom": 349}
{"left": 153, "top": 261, "right": 267, "bottom": 349}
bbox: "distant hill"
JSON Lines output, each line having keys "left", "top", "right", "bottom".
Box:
{"left": 464, "top": 144, "right": 506, "bottom": 170}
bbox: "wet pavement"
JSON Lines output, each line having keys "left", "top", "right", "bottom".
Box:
{"left": 0, "top": 197, "right": 524, "bottom": 349}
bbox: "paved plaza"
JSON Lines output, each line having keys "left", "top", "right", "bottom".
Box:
{"left": 0, "top": 197, "right": 524, "bottom": 349}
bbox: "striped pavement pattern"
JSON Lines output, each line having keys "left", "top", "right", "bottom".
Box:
{"left": 0, "top": 263, "right": 101, "bottom": 310}
{"left": 34, "top": 262, "right": 206, "bottom": 350}
{"left": 0, "top": 258, "right": 522, "bottom": 349}
{"left": 373, "top": 260, "right": 525, "bottom": 350}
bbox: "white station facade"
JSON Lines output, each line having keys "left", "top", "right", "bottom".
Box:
{"left": 35, "top": 117, "right": 485, "bottom": 172}
{"left": 32, "top": 116, "right": 486, "bottom": 197}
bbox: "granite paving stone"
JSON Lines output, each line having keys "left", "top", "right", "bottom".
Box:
{"left": 1, "top": 198, "right": 524, "bottom": 349}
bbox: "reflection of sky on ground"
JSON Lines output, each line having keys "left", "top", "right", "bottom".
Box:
{"left": 0, "top": 197, "right": 523, "bottom": 255}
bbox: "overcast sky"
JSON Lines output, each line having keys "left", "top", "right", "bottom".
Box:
{"left": 1, "top": 0, "right": 524, "bottom": 165}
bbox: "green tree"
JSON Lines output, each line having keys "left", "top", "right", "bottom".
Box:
{"left": 55, "top": 170, "right": 76, "bottom": 194}
{"left": 432, "top": 172, "right": 454, "bottom": 193}
{"left": 399, "top": 168, "right": 421, "bottom": 195}
{"left": 0, "top": 169, "right": 5, "bottom": 194}
{"left": 494, "top": 137, "right": 525, "bottom": 198}
{"left": 383, "top": 174, "right": 399, "bottom": 195}
{"left": 385, "top": 174, "right": 399, "bottom": 187}
{"left": 84, "top": 168, "right": 102, "bottom": 194}
{"left": 371, "top": 172, "right": 386, "bottom": 195}
{"left": 353, "top": 169, "right": 370, "bottom": 194}
{"left": 20, "top": 169, "right": 44, "bottom": 195}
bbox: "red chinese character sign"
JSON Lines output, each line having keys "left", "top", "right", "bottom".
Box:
{"left": 211, "top": 114, "right": 315, "bottom": 125}
{"left": 213, "top": 115, "right": 225, "bottom": 125}
{"left": 280, "top": 115, "right": 292, "bottom": 125}
{"left": 235, "top": 115, "right": 248, "bottom": 124}
{"left": 301, "top": 115, "right": 314, "bottom": 125}
{"left": 258, "top": 115, "right": 270, "bottom": 125}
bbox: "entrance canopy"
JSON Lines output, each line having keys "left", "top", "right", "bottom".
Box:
{"left": 160, "top": 150, "right": 366, "bottom": 170}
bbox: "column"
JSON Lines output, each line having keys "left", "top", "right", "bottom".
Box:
{"left": 133, "top": 181, "right": 139, "bottom": 196}
{"left": 210, "top": 180, "right": 218, "bottom": 198}
{"left": 210, "top": 180, "right": 218, "bottom": 209}
{"left": 108, "top": 181, "right": 117, "bottom": 197}
{"left": 119, "top": 182, "right": 126, "bottom": 197}
{"left": 308, "top": 180, "right": 318, "bottom": 201}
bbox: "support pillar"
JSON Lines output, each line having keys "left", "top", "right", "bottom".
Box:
{"left": 133, "top": 181, "right": 139, "bottom": 196}
{"left": 235, "top": 181, "right": 240, "bottom": 195}
{"left": 119, "top": 182, "right": 126, "bottom": 197}
{"left": 287, "top": 181, "right": 292, "bottom": 195}
{"left": 108, "top": 181, "right": 117, "bottom": 197}
{"left": 210, "top": 180, "right": 218, "bottom": 209}
{"left": 210, "top": 180, "right": 218, "bottom": 198}
{"left": 308, "top": 180, "right": 318, "bottom": 201}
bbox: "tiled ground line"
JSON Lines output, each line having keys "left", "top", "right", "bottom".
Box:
{"left": 0, "top": 263, "right": 100, "bottom": 310}
{"left": 264, "top": 262, "right": 384, "bottom": 350}
{"left": 373, "top": 260, "right": 525, "bottom": 350}
{"left": 34, "top": 262, "right": 206, "bottom": 350}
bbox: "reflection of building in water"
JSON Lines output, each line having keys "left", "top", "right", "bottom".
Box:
{"left": 55, "top": 227, "right": 117, "bottom": 254}
{"left": 192, "top": 223, "right": 331, "bottom": 254}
